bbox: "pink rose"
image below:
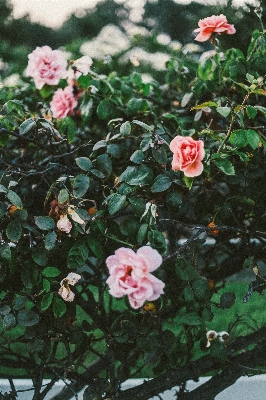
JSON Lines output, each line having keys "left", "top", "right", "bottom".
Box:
{"left": 57, "top": 215, "right": 72, "bottom": 233}
{"left": 169, "top": 135, "right": 205, "bottom": 177}
{"left": 50, "top": 86, "right": 78, "bottom": 118}
{"left": 58, "top": 272, "right": 81, "bottom": 302}
{"left": 194, "top": 14, "right": 236, "bottom": 42}
{"left": 25, "top": 46, "right": 68, "bottom": 89}
{"left": 106, "top": 246, "right": 165, "bottom": 309}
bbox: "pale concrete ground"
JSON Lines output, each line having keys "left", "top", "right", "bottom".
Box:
{"left": 1, "top": 376, "right": 266, "bottom": 399}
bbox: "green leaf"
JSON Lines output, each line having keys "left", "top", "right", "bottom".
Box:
{"left": 97, "top": 100, "right": 113, "bottom": 119}
{"left": 95, "top": 154, "right": 112, "bottom": 178}
{"left": 119, "top": 165, "right": 153, "bottom": 186}
{"left": 60, "top": 116, "right": 76, "bottom": 143}
{"left": 19, "top": 118, "right": 36, "bottom": 135}
{"left": 181, "top": 92, "right": 193, "bottom": 107}
{"left": 132, "top": 119, "right": 153, "bottom": 131}
{"left": 175, "top": 258, "right": 197, "bottom": 281}
{"left": 7, "top": 190, "right": 23, "bottom": 209}
{"left": 41, "top": 292, "right": 54, "bottom": 311}
{"left": 137, "top": 223, "right": 148, "bottom": 245}
{"left": 108, "top": 194, "right": 127, "bottom": 215}
{"left": 68, "top": 242, "right": 88, "bottom": 269}
{"left": 130, "top": 150, "right": 145, "bottom": 164}
{"left": 35, "top": 216, "right": 55, "bottom": 230}
{"left": 6, "top": 220, "right": 22, "bottom": 242}
{"left": 151, "top": 174, "right": 172, "bottom": 193}
{"left": 148, "top": 230, "right": 167, "bottom": 254}
{"left": 17, "top": 310, "right": 39, "bottom": 327}
{"left": 214, "top": 159, "right": 235, "bottom": 175}
{"left": 183, "top": 176, "right": 194, "bottom": 189}
{"left": 178, "top": 312, "right": 202, "bottom": 326}
{"left": 220, "top": 292, "right": 236, "bottom": 309}
{"left": 0, "top": 243, "right": 11, "bottom": 261}
{"left": 120, "top": 121, "right": 131, "bottom": 136}
{"left": 246, "top": 105, "right": 257, "bottom": 119}
{"left": 58, "top": 188, "right": 69, "bottom": 204}
{"left": 53, "top": 297, "right": 67, "bottom": 317}
{"left": 192, "top": 277, "right": 211, "bottom": 302}
{"left": 42, "top": 266, "right": 61, "bottom": 278}
{"left": 246, "top": 129, "right": 261, "bottom": 149}
{"left": 0, "top": 184, "right": 7, "bottom": 193}
{"left": 93, "top": 140, "right": 106, "bottom": 151}
{"left": 229, "top": 129, "right": 247, "bottom": 148}
{"left": 192, "top": 101, "right": 218, "bottom": 110}
{"left": 3, "top": 313, "right": 16, "bottom": 330}
{"left": 32, "top": 246, "right": 48, "bottom": 267}
{"left": 152, "top": 147, "right": 168, "bottom": 164}
{"left": 43, "top": 278, "right": 51, "bottom": 292}
{"left": 21, "top": 264, "right": 39, "bottom": 289}
{"left": 87, "top": 236, "right": 104, "bottom": 258}
{"left": 216, "top": 107, "right": 231, "bottom": 118}
{"left": 13, "top": 296, "right": 27, "bottom": 311}
{"left": 75, "top": 157, "right": 93, "bottom": 171}
{"left": 166, "top": 191, "right": 182, "bottom": 211}
{"left": 72, "top": 174, "right": 90, "bottom": 197}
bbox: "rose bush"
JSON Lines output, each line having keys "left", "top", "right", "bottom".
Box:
{"left": 1, "top": 10, "right": 266, "bottom": 399}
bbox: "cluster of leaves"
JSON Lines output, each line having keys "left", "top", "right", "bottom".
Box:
{"left": 1, "top": 17, "right": 266, "bottom": 400}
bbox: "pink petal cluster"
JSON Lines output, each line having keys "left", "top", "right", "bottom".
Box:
{"left": 194, "top": 14, "right": 236, "bottom": 42}
{"left": 106, "top": 246, "right": 165, "bottom": 309}
{"left": 57, "top": 215, "right": 72, "bottom": 233}
{"left": 25, "top": 45, "right": 68, "bottom": 89}
{"left": 50, "top": 86, "right": 78, "bottom": 118}
{"left": 170, "top": 135, "right": 205, "bottom": 177}
{"left": 58, "top": 272, "right": 81, "bottom": 302}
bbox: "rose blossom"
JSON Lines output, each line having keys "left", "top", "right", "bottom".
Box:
{"left": 25, "top": 45, "right": 68, "bottom": 89}
{"left": 106, "top": 246, "right": 165, "bottom": 309}
{"left": 50, "top": 86, "right": 78, "bottom": 118}
{"left": 57, "top": 215, "right": 72, "bottom": 233}
{"left": 194, "top": 14, "right": 236, "bottom": 42}
{"left": 58, "top": 272, "right": 81, "bottom": 302}
{"left": 58, "top": 286, "right": 75, "bottom": 302}
{"left": 73, "top": 56, "right": 93, "bottom": 77}
{"left": 169, "top": 135, "right": 205, "bottom": 177}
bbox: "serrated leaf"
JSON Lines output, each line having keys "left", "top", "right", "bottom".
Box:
{"left": 95, "top": 154, "right": 112, "bottom": 178}
{"left": 229, "top": 129, "right": 247, "bottom": 148}
{"left": 0, "top": 184, "right": 7, "bottom": 193}
{"left": 3, "top": 313, "right": 16, "bottom": 330}
{"left": 35, "top": 216, "right": 55, "bottom": 230}
{"left": 87, "top": 236, "right": 104, "bottom": 258}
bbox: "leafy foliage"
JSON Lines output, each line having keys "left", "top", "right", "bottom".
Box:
{"left": 1, "top": 6, "right": 266, "bottom": 399}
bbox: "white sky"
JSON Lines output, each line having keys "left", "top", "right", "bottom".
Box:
{"left": 10, "top": 0, "right": 258, "bottom": 29}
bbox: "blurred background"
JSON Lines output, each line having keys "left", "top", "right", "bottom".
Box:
{"left": 0, "top": 0, "right": 262, "bottom": 84}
